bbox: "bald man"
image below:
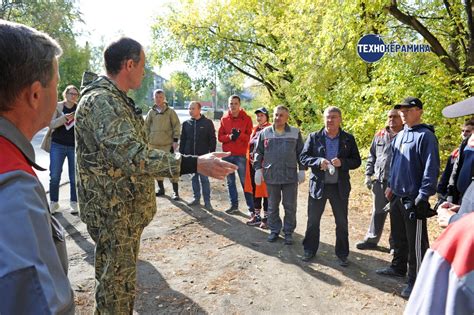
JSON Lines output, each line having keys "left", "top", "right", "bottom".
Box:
{"left": 357, "top": 109, "right": 402, "bottom": 250}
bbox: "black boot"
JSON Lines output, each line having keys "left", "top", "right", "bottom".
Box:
{"left": 156, "top": 180, "right": 165, "bottom": 196}
{"left": 172, "top": 182, "right": 180, "bottom": 200}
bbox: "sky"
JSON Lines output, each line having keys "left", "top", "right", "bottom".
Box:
{"left": 75, "top": 0, "right": 189, "bottom": 79}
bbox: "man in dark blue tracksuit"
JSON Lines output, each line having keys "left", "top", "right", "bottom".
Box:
{"left": 376, "top": 97, "right": 440, "bottom": 299}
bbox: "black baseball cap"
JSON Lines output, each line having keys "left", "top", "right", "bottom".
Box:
{"left": 254, "top": 107, "right": 269, "bottom": 115}
{"left": 394, "top": 96, "right": 423, "bottom": 109}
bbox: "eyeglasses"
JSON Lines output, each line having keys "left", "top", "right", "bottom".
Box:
{"left": 67, "top": 92, "right": 79, "bottom": 96}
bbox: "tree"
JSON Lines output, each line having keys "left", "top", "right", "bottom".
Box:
{"left": 151, "top": 0, "right": 474, "bottom": 154}
{"left": 129, "top": 63, "right": 155, "bottom": 112}
{"left": 1, "top": 0, "right": 91, "bottom": 93}
{"left": 386, "top": 0, "right": 474, "bottom": 84}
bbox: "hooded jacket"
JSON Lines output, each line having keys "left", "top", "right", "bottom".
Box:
{"left": 144, "top": 103, "right": 181, "bottom": 149}
{"left": 75, "top": 76, "right": 196, "bottom": 230}
{"left": 218, "top": 109, "right": 253, "bottom": 156}
{"left": 389, "top": 123, "right": 440, "bottom": 201}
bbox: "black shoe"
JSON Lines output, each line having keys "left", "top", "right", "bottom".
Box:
{"left": 225, "top": 205, "right": 239, "bottom": 214}
{"left": 356, "top": 241, "right": 377, "bottom": 250}
{"left": 375, "top": 266, "right": 406, "bottom": 278}
{"left": 338, "top": 257, "right": 349, "bottom": 267}
{"left": 401, "top": 282, "right": 414, "bottom": 298}
{"left": 156, "top": 189, "right": 165, "bottom": 197}
{"left": 302, "top": 250, "right": 316, "bottom": 262}
{"left": 284, "top": 234, "right": 293, "bottom": 245}
{"left": 187, "top": 199, "right": 200, "bottom": 206}
{"left": 267, "top": 232, "right": 279, "bottom": 242}
{"left": 172, "top": 192, "right": 180, "bottom": 201}
{"left": 204, "top": 203, "right": 213, "bottom": 211}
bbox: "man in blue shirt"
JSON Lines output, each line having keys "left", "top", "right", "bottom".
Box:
{"left": 376, "top": 97, "right": 440, "bottom": 299}
{"left": 299, "top": 106, "right": 361, "bottom": 266}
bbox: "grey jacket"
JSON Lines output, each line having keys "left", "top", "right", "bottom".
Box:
{"left": 254, "top": 124, "right": 305, "bottom": 185}
{"left": 365, "top": 127, "right": 396, "bottom": 182}
{"left": 0, "top": 117, "right": 74, "bottom": 315}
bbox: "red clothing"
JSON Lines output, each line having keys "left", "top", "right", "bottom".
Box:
{"left": 218, "top": 109, "right": 253, "bottom": 156}
{"left": 244, "top": 123, "right": 271, "bottom": 197}
{"left": 0, "top": 137, "right": 36, "bottom": 177}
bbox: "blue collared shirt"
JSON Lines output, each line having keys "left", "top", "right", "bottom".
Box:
{"left": 324, "top": 130, "right": 340, "bottom": 160}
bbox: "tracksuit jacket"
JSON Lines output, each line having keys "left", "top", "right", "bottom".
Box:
{"left": 389, "top": 123, "right": 440, "bottom": 201}
{"left": 404, "top": 212, "right": 474, "bottom": 314}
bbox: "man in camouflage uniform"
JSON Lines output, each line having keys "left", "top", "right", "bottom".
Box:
{"left": 75, "top": 37, "right": 237, "bottom": 314}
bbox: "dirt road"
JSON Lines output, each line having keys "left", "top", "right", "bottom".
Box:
{"left": 52, "top": 168, "right": 443, "bottom": 314}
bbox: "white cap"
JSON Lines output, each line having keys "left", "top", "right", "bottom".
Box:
{"left": 442, "top": 96, "right": 474, "bottom": 118}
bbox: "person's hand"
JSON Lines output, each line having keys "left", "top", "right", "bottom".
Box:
{"left": 254, "top": 169, "right": 263, "bottom": 185}
{"left": 385, "top": 187, "right": 393, "bottom": 201}
{"left": 365, "top": 176, "right": 373, "bottom": 190}
{"left": 437, "top": 206, "right": 456, "bottom": 228}
{"left": 230, "top": 128, "right": 241, "bottom": 141}
{"left": 172, "top": 142, "right": 179, "bottom": 152}
{"left": 298, "top": 170, "right": 305, "bottom": 184}
{"left": 320, "top": 159, "right": 330, "bottom": 171}
{"left": 196, "top": 152, "right": 238, "bottom": 180}
{"left": 65, "top": 112, "right": 75, "bottom": 122}
{"left": 439, "top": 201, "right": 461, "bottom": 213}
{"left": 331, "top": 158, "right": 341, "bottom": 167}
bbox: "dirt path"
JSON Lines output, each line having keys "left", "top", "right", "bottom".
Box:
{"left": 52, "top": 167, "right": 445, "bottom": 314}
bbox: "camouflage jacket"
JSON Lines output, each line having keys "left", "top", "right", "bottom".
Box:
{"left": 75, "top": 76, "right": 181, "bottom": 228}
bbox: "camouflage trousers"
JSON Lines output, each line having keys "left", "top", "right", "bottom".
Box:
{"left": 87, "top": 222, "right": 144, "bottom": 315}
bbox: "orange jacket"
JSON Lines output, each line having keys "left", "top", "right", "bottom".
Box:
{"left": 244, "top": 123, "right": 271, "bottom": 197}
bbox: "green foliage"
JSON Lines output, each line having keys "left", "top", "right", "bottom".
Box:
{"left": 1, "top": 0, "right": 91, "bottom": 95}
{"left": 151, "top": 0, "right": 473, "bottom": 160}
{"left": 129, "top": 63, "right": 155, "bottom": 112}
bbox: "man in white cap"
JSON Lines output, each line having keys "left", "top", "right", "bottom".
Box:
{"left": 405, "top": 97, "right": 474, "bottom": 314}
{"left": 436, "top": 102, "right": 474, "bottom": 226}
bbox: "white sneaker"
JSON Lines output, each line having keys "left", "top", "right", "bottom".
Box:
{"left": 50, "top": 201, "right": 59, "bottom": 214}
{"left": 70, "top": 201, "right": 79, "bottom": 215}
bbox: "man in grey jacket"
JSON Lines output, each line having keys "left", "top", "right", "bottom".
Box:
{"left": 356, "top": 109, "right": 402, "bottom": 250}
{"left": 254, "top": 105, "right": 306, "bottom": 245}
{"left": 0, "top": 21, "right": 74, "bottom": 314}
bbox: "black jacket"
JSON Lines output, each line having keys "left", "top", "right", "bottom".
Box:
{"left": 299, "top": 128, "right": 361, "bottom": 200}
{"left": 179, "top": 115, "right": 216, "bottom": 155}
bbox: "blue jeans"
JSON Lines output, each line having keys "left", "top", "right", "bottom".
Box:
{"left": 223, "top": 155, "right": 254, "bottom": 210}
{"left": 192, "top": 173, "right": 211, "bottom": 205}
{"left": 49, "top": 141, "right": 76, "bottom": 202}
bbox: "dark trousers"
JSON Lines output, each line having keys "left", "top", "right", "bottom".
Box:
{"left": 303, "top": 184, "right": 349, "bottom": 259}
{"left": 389, "top": 196, "right": 429, "bottom": 282}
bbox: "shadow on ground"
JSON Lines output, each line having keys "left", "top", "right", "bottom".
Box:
{"left": 135, "top": 260, "right": 206, "bottom": 314}
{"left": 169, "top": 197, "right": 405, "bottom": 295}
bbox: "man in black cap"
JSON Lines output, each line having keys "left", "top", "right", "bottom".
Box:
{"left": 376, "top": 96, "right": 440, "bottom": 299}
